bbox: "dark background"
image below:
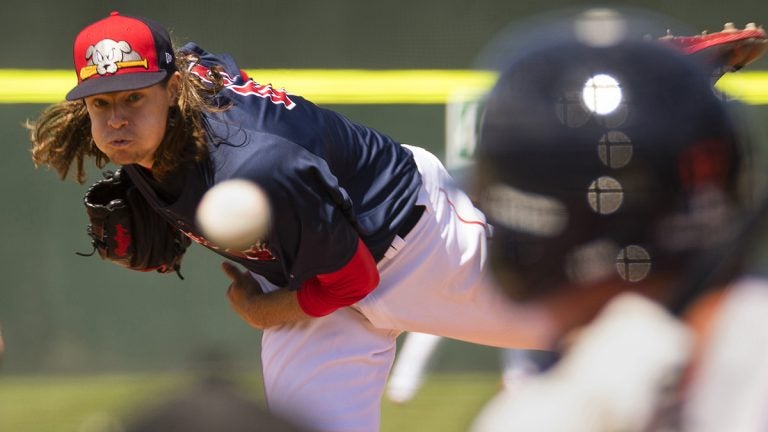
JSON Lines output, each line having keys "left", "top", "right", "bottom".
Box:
{"left": 2, "top": 0, "right": 768, "bottom": 374}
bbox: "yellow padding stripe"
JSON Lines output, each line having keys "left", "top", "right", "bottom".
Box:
{"left": 0, "top": 69, "right": 766, "bottom": 105}
{"left": 716, "top": 72, "right": 768, "bottom": 105}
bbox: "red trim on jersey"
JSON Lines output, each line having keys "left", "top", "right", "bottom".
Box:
{"left": 297, "top": 238, "right": 380, "bottom": 317}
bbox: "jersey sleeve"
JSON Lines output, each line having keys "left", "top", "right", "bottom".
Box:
{"left": 229, "top": 134, "right": 362, "bottom": 291}
{"left": 296, "top": 238, "right": 380, "bottom": 317}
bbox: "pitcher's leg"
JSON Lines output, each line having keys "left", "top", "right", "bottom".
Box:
{"left": 261, "top": 307, "right": 399, "bottom": 432}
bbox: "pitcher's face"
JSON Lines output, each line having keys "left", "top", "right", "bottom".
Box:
{"left": 84, "top": 73, "right": 179, "bottom": 169}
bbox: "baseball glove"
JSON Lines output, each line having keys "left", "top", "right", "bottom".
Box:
{"left": 659, "top": 22, "right": 768, "bottom": 79}
{"left": 79, "top": 168, "right": 191, "bottom": 278}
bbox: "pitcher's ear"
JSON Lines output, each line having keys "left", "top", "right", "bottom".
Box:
{"left": 167, "top": 71, "right": 182, "bottom": 105}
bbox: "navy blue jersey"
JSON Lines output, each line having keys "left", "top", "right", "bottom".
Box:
{"left": 126, "top": 43, "right": 422, "bottom": 290}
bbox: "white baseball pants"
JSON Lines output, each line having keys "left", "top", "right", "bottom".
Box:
{"left": 255, "top": 145, "right": 554, "bottom": 431}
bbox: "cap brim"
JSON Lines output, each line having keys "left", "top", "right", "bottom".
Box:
{"left": 65, "top": 71, "right": 169, "bottom": 101}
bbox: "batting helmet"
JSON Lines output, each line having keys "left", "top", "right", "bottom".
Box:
{"left": 474, "top": 11, "right": 749, "bottom": 301}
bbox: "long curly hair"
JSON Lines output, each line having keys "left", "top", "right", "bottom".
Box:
{"left": 28, "top": 51, "right": 229, "bottom": 183}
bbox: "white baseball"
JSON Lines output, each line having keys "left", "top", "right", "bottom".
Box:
{"left": 196, "top": 179, "right": 271, "bottom": 250}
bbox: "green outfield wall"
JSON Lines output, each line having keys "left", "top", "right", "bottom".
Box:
{"left": 2, "top": 0, "right": 768, "bottom": 375}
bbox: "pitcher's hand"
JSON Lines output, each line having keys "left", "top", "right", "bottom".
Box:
{"left": 222, "top": 262, "right": 310, "bottom": 329}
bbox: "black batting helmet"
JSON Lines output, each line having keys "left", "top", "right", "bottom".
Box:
{"left": 474, "top": 11, "right": 748, "bottom": 301}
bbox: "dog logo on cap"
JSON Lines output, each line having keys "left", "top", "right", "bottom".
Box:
{"left": 79, "top": 39, "right": 149, "bottom": 80}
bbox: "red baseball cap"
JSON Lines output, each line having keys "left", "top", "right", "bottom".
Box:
{"left": 66, "top": 12, "right": 176, "bottom": 101}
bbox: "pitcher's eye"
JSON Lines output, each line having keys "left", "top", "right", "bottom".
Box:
{"left": 89, "top": 98, "right": 108, "bottom": 108}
